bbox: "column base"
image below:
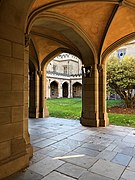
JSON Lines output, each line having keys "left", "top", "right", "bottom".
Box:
{"left": 0, "top": 153, "right": 29, "bottom": 179}
{"left": 44, "top": 107, "right": 49, "bottom": 117}
{"left": 29, "top": 107, "right": 36, "bottom": 118}
{"left": 80, "top": 117, "right": 99, "bottom": 127}
{"left": 26, "top": 143, "right": 33, "bottom": 159}
{"left": 99, "top": 113, "right": 109, "bottom": 127}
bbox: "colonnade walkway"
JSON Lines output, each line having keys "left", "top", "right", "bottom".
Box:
{"left": 5, "top": 117, "right": 135, "bottom": 180}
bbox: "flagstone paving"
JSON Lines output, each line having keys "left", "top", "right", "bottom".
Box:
{"left": 4, "top": 117, "right": 135, "bottom": 180}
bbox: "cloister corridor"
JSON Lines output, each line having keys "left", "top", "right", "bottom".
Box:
{"left": 5, "top": 117, "right": 135, "bottom": 180}
{"left": 1, "top": 0, "right": 135, "bottom": 178}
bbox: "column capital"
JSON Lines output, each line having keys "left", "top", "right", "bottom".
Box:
{"left": 37, "top": 70, "right": 43, "bottom": 77}
{"left": 97, "top": 64, "right": 103, "bottom": 72}
{"left": 25, "top": 33, "right": 30, "bottom": 47}
{"left": 82, "top": 65, "right": 93, "bottom": 77}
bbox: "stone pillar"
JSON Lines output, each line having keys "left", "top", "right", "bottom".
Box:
{"left": 48, "top": 79, "right": 51, "bottom": 98}
{"left": 68, "top": 81, "right": 71, "bottom": 98}
{"left": 58, "top": 81, "right": 61, "bottom": 98}
{"left": 43, "top": 69, "right": 49, "bottom": 117}
{"left": 24, "top": 45, "right": 33, "bottom": 159}
{"left": 98, "top": 64, "right": 109, "bottom": 126}
{"left": 38, "top": 69, "right": 49, "bottom": 118}
{"left": 70, "top": 80, "right": 73, "bottom": 98}
{"left": 0, "top": 31, "right": 29, "bottom": 178}
{"left": 59, "top": 82, "right": 63, "bottom": 98}
{"left": 80, "top": 64, "right": 99, "bottom": 127}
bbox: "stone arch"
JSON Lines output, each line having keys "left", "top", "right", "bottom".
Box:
{"left": 62, "top": 81, "right": 69, "bottom": 98}
{"left": 41, "top": 47, "right": 80, "bottom": 71}
{"left": 73, "top": 82, "right": 82, "bottom": 98}
{"left": 27, "top": 11, "right": 97, "bottom": 65}
{"left": 101, "top": 32, "right": 135, "bottom": 64}
{"left": 50, "top": 80, "right": 59, "bottom": 98}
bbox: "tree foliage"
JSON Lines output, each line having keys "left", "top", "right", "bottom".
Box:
{"left": 107, "top": 56, "right": 135, "bottom": 108}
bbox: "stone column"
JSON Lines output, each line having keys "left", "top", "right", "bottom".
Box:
{"left": 0, "top": 31, "right": 29, "bottom": 178}
{"left": 43, "top": 69, "right": 49, "bottom": 117}
{"left": 70, "top": 80, "right": 73, "bottom": 98}
{"left": 24, "top": 45, "right": 33, "bottom": 159}
{"left": 68, "top": 81, "right": 71, "bottom": 98}
{"left": 38, "top": 69, "right": 49, "bottom": 118}
{"left": 98, "top": 64, "right": 109, "bottom": 126}
{"left": 59, "top": 82, "right": 63, "bottom": 98}
{"left": 58, "top": 81, "right": 61, "bottom": 98}
{"left": 48, "top": 79, "right": 51, "bottom": 98}
{"left": 80, "top": 64, "right": 99, "bottom": 127}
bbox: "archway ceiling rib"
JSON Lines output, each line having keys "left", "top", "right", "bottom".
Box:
{"left": 31, "top": 26, "right": 80, "bottom": 54}
{"left": 49, "top": 3, "right": 115, "bottom": 53}
{"left": 31, "top": 33, "right": 67, "bottom": 62}
{"left": 29, "top": 0, "right": 135, "bottom": 61}
{"left": 30, "top": 13, "right": 95, "bottom": 65}
{"left": 101, "top": 6, "right": 135, "bottom": 54}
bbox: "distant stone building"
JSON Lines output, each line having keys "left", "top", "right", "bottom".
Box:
{"left": 46, "top": 53, "right": 82, "bottom": 98}
{"left": 112, "top": 40, "right": 135, "bottom": 59}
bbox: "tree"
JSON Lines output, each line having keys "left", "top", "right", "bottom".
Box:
{"left": 107, "top": 56, "right": 135, "bottom": 108}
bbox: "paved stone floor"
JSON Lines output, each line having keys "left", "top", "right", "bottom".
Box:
{"left": 5, "top": 117, "right": 135, "bottom": 180}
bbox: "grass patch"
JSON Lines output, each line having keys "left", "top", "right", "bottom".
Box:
{"left": 47, "top": 98, "right": 82, "bottom": 120}
{"left": 109, "top": 113, "right": 135, "bottom": 128}
{"left": 47, "top": 98, "right": 135, "bottom": 127}
{"left": 107, "top": 99, "right": 124, "bottom": 108}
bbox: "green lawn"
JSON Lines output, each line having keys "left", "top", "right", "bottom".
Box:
{"left": 47, "top": 98, "right": 82, "bottom": 120}
{"left": 47, "top": 98, "right": 135, "bottom": 127}
{"left": 108, "top": 113, "right": 135, "bottom": 127}
{"left": 107, "top": 99, "right": 124, "bottom": 108}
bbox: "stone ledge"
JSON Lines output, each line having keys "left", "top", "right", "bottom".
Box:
{"left": 0, "top": 153, "right": 29, "bottom": 179}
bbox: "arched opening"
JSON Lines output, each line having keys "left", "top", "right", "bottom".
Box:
{"left": 73, "top": 82, "right": 82, "bottom": 98}
{"left": 2, "top": 1, "right": 135, "bottom": 179}
{"left": 62, "top": 82, "right": 68, "bottom": 98}
{"left": 50, "top": 81, "right": 58, "bottom": 98}
{"left": 106, "top": 40, "right": 135, "bottom": 109}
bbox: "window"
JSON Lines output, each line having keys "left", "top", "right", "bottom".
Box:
{"left": 63, "top": 65, "right": 68, "bottom": 74}
{"left": 53, "top": 65, "right": 57, "bottom": 72}
{"left": 117, "top": 49, "right": 126, "bottom": 59}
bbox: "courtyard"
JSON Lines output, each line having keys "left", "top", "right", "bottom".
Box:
{"left": 5, "top": 117, "right": 135, "bottom": 180}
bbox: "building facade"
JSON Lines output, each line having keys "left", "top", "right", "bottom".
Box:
{"left": 112, "top": 40, "right": 135, "bottom": 59}
{"left": 46, "top": 53, "right": 82, "bottom": 98}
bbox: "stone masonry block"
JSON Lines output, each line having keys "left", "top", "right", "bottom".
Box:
{"left": 11, "top": 138, "right": 26, "bottom": 156}
{"left": 0, "top": 55, "right": 12, "bottom": 73}
{"left": 0, "top": 91, "right": 11, "bottom": 107}
{"left": 0, "top": 122, "right": 23, "bottom": 142}
{"left": 0, "top": 23, "right": 24, "bottom": 44}
{"left": 0, "top": 107, "right": 11, "bottom": 125}
{"left": 0, "top": 141, "right": 11, "bottom": 161}
{"left": 11, "top": 91, "right": 23, "bottom": 106}
{"left": 0, "top": 73, "right": 11, "bottom": 91}
{"left": 12, "top": 74, "right": 23, "bottom": 91}
{"left": 13, "top": 43, "right": 24, "bottom": 59}
{"left": 0, "top": 38, "right": 11, "bottom": 57}
{"left": 12, "top": 106, "right": 23, "bottom": 123}
{"left": 11, "top": 58, "right": 24, "bottom": 75}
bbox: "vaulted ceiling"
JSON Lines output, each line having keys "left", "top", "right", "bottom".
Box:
{"left": 27, "top": 0, "right": 135, "bottom": 65}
